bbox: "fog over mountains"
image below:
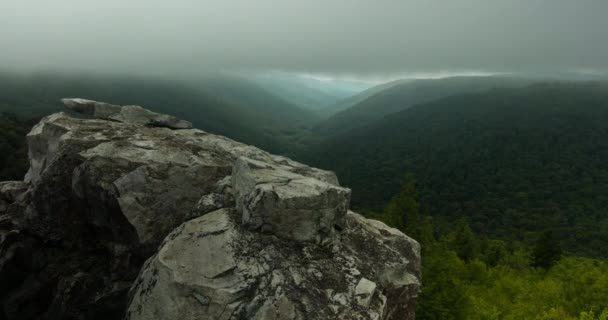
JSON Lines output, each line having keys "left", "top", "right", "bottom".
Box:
{"left": 2, "top": 1, "right": 608, "bottom": 319}
{"left": 2, "top": 0, "right": 608, "bottom": 77}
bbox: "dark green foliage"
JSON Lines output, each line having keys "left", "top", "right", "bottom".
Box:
{"left": 478, "top": 239, "right": 508, "bottom": 267}
{"left": 0, "top": 71, "right": 318, "bottom": 156}
{"left": 382, "top": 180, "right": 608, "bottom": 320}
{"left": 310, "top": 80, "right": 608, "bottom": 318}
{"left": 416, "top": 247, "right": 469, "bottom": 320}
{"left": 533, "top": 230, "right": 563, "bottom": 269}
{"left": 371, "top": 174, "right": 434, "bottom": 245}
{"left": 383, "top": 175, "right": 418, "bottom": 228}
{"left": 307, "top": 82, "right": 608, "bottom": 257}
{"left": 448, "top": 219, "right": 479, "bottom": 262}
{"left": 315, "top": 76, "right": 535, "bottom": 135}
{"left": 0, "top": 113, "right": 34, "bottom": 180}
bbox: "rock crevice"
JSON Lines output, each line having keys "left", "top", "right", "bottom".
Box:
{"left": 0, "top": 99, "right": 420, "bottom": 320}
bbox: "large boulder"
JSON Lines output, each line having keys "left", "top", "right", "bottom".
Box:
{"left": 0, "top": 99, "right": 420, "bottom": 320}
{"left": 126, "top": 209, "right": 420, "bottom": 320}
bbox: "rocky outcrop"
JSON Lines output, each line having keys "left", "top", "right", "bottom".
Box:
{"left": 127, "top": 209, "right": 419, "bottom": 320}
{"left": 232, "top": 156, "right": 350, "bottom": 243}
{"left": 0, "top": 99, "right": 420, "bottom": 320}
{"left": 61, "top": 98, "right": 193, "bottom": 129}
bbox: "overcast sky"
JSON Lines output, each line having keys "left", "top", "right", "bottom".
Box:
{"left": 1, "top": 0, "right": 607, "bottom": 78}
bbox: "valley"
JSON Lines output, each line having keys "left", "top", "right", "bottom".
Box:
{"left": 2, "top": 71, "right": 608, "bottom": 319}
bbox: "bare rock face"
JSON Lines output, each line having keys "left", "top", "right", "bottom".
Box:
{"left": 62, "top": 98, "right": 193, "bottom": 129}
{"left": 127, "top": 209, "right": 420, "bottom": 320}
{"left": 232, "top": 157, "right": 351, "bottom": 243}
{"left": 0, "top": 99, "right": 420, "bottom": 320}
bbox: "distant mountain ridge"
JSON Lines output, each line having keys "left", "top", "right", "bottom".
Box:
{"left": 0, "top": 71, "right": 317, "bottom": 154}
{"left": 315, "top": 76, "right": 537, "bottom": 135}
{"left": 242, "top": 72, "right": 372, "bottom": 115}
{"left": 324, "top": 79, "right": 409, "bottom": 117}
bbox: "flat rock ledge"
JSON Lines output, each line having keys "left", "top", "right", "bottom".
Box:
{"left": 0, "top": 99, "right": 420, "bottom": 320}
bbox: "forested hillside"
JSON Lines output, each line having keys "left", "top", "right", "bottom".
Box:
{"left": 324, "top": 79, "right": 408, "bottom": 117}
{"left": 0, "top": 71, "right": 317, "bottom": 154}
{"left": 306, "top": 82, "right": 608, "bottom": 257}
{"left": 315, "top": 76, "right": 535, "bottom": 135}
{"left": 244, "top": 72, "right": 371, "bottom": 115}
{"left": 372, "top": 177, "right": 608, "bottom": 320}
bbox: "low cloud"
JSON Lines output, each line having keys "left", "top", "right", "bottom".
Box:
{"left": 1, "top": 0, "right": 607, "bottom": 77}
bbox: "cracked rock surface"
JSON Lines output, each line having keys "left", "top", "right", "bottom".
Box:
{"left": 0, "top": 99, "right": 420, "bottom": 320}
{"left": 127, "top": 209, "right": 420, "bottom": 320}
{"left": 232, "top": 157, "right": 351, "bottom": 243}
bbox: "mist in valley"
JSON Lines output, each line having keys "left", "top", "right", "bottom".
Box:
{"left": 2, "top": 1, "right": 608, "bottom": 320}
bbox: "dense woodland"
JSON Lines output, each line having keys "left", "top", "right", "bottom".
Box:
{"left": 2, "top": 73, "right": 608, "bottom": 318}
{"left": 306, "top": 82, "right": 608, "bottom": 258}
{"left": 0, "top": 72, "right": 317, "bottom": 155}
{"left": 372, "top": 177, "right": 608, "bottom": 319}
{"left": 314, "top": 76, "right": 536, "bottom": 135}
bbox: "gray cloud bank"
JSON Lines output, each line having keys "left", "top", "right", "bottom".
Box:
{"left": 1, "top": 0, "right": 607, "bottom": 76}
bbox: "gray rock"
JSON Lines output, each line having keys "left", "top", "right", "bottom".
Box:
{"left": 61, "top": 98, "right": 122, "bottom": 118}
{"left": 0, "top": 99, "right": 420, "bottom": 320}
{"left": 127, "top": 209, "right": 420, "bottom": 320}
{"left": 0, "top": 181, "right": 29, "bottom": 213}
{"left": 126, "top": 209, "right": 244, "bottom": 320}
{"left": 343, "top": 212, "right": 421, "bottom": 320}
{"left": 269, "top": 155, "right": 340, "bottom": 186}
{"left": 355, "top": 278, "right": 377, "bottom": 308}
{"left": 24, "top": 112, "right": 72, "bottom": 184}
{"left": 62, "top": 98, "right": 193, "bottom": 129}
{"left": 192, "top": 192, "right": 234, "bottom": 217}
{"left": 0, "top": 181, "right": 29, "bottom": 244}
{"left": 232, "top": 157, "right": 351, "bottom": 243}
{"left": 110, "top": 105, "right": 193, "bottom": 129}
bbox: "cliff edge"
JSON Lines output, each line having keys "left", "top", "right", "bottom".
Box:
{"left": 0, "top": 99, "right": 420, "bottom": 320}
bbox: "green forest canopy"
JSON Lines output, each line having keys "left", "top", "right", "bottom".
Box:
{"left": 372, "top": 176, "right": 608, "bottom": 320}
{"left": 306, "top": 82, "right": 608, "bottom": 258}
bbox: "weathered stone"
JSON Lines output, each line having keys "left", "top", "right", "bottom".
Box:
{"left": 192, "top": 192, "right": 234, "bottom": 217}
{"left": 109, "top": 105, "right": 193, "bottom": 129}
{"left": 126, "top": 209, "right": 244, "bottom": 320}
{"left": 355, "top": 278, "right": 377, "bottom": 308}
{"left": 127, "top": 209, "right": 420, "bottom": 320}
{"left": 232, "top": 157, "right": 351, "bottom": 243}
{"left": 62, "top": 98, "right": 193, "bottom": 129}
{"left": 0, "top": 99, "right": 420, "bottom": 320}
{"left": 61, "top": 98, "right": 122, "bottom": 119}
{"left": 24, "top": 112, "right": 72, "bottom": 184}
{"left": 0, "top": 182, "right": 29, "bottom": 202}
{"left": 270, "top": 154, "right": 340, "bottom": 186}
{"left": 343, "top": 212, "right": 421, "bottom": 320}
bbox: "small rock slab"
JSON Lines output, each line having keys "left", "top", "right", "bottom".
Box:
{"left": 355, "top": 278, "right": 377, "bottom": 308}
{"left": 62, "top": 98, "right": 192, "bottom": 129}
{"left": 232, "top": 157, "right": 351, "bottom": 243}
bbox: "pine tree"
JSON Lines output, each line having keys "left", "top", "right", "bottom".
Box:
{"left": 532, "top": 230, "right": 562, "bottom": 269}
{"left": 451, "top": 218, "right": 478, "bottom": 262}
{"left": 383, "top": 174, "right": 434, "bottom": 244}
